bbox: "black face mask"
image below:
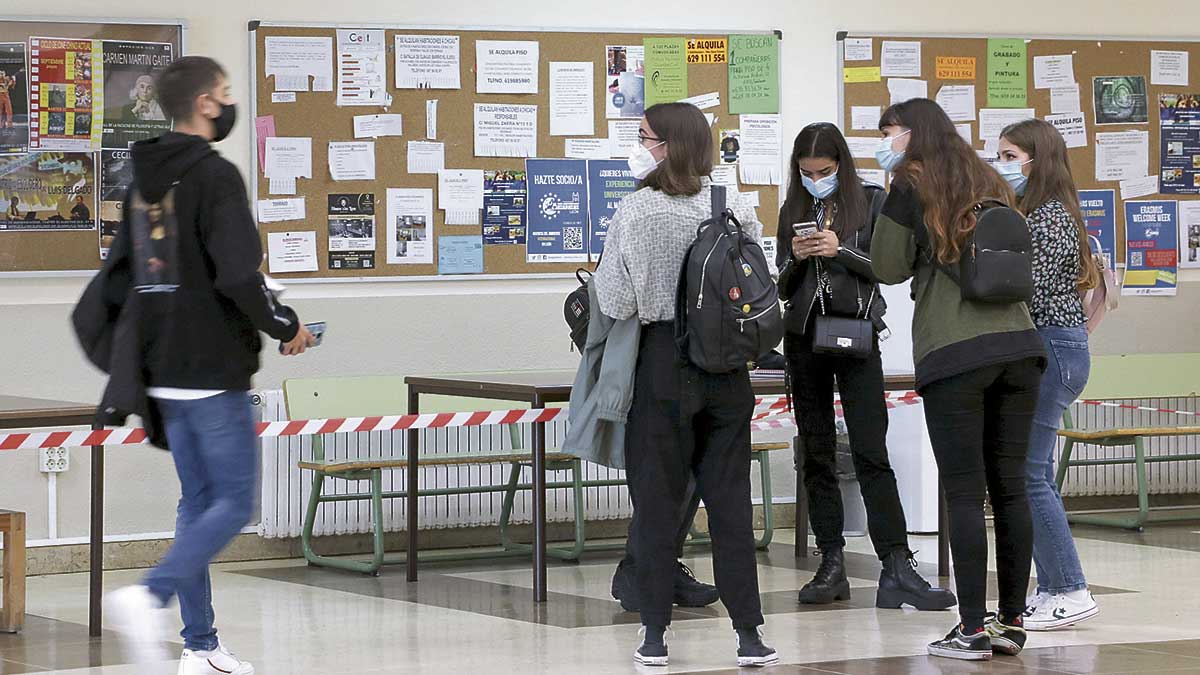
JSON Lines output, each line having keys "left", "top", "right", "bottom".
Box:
{"left": 211, "top": 102, "right": 237, "bottom": 142}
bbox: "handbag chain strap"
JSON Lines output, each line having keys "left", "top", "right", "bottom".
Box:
{"left": 813, "top": 200, "right": 836, "bottom": 317}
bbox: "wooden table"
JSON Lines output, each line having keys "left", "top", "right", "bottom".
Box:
{"left": 0, "top": 396, "right": 101, "bottom": 635}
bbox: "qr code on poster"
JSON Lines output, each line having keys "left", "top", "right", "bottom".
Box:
{"left": 563, "top": 226, "right": 584, "bottom": 251}
{"left": 1130, "top": 251, "right": 1144, "bottom": 267}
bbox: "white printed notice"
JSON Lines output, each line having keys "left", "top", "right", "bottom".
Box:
{"left": 888, "top": 78, "right": 927, "bottom": 105}
{"left": 936, "top": 85, "right": 976, "bottom": 121}
{"left": 264, "top": 137, "right": 312, "bottom": 179}
{"left": 353, "top": 114, "right": 403, "bottom": 139}
{"left": 710, "top": 164, "right": 738, "bottom": 188}
{"left": 1180, "top": 201, "right": 1200, "bottom": 269}
{"left": 1095, "top": 131, "right": 1149, "bottom": 181}
{"left": 336, "top": 29, "right": 386, "bottom": 106}
{"left": 608, "top": 120, "right": 640, "bottom": 158}
{"left": 956, "top": 124, "right": 972, "bottom": 144}
{"left": 1033, "top": 55, "right": 1075, "bottom": 89}
{"left": 549, "top": 62, "right": 594, "bottom": 136}
{"left": 475, "top": 40, "right": 539, "bottom": 94}
{"left": 1044, "top": 112, "right": 1087, "bottom": 149}
{"left": 844, "top": 38, "right": 872, "bottom": 61}
{"left": 426, "top": 100, "right": 438, "bottom": 138}
{"left": 394, "top": 35, "right": 460, "bottom": 89}
{"left": 1151, "top": 50, "right": 1189, "bottom": 86}
{"left": 846, "top": 136, "right": 878, "bottom": 160}
{"left": 386, "top": 188, "right": 433, "bottom": 264}
{"left": 979, "top": 108, "right": 1036, "bottom": 149}
{"left": 256, "top": 198, "right": 306, "bottom": 224}
{"left": 1051, "top": 85, "right": 1081, "bottom": 114}
{"left": 680, "top": 92, "right": 721, "bottom": 110}
{"left": 564, "top": 138, "right": 609, "bottom": 159}
{"left": 272, "top": 92, "right": 296, "bottom": 104}
{"left": 267, "top": 231, "right": 318, "bottom": 273}
{"left": 880, "top": 41, "right": 921, "bottom": 77}
{"left": 407, "top": 141, "right": 444, "bottom": 174}
{"left": 738, "top": 114, "right": 783, "bottom": 185}
{"left": 851, "top": 106, "right": 880, "bottom": 130}
{"left": 474, "top": 104, "right": 538, "bottom": 157}
{"left": 264, "top": 36, "right": 333, "bottom": 92}
{"left": 438, "top": 169, "right": 484, "bottom": 225}
{"left": 269, "top": 177, "right": 296, "bottom": 195}
{"left": 1119, "top": 175, "right": 1159, "bottom": 200}
{"left": 328, "top": 141, "right": 375, "bottom": 181}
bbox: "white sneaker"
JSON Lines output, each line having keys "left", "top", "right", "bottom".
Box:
{"left": 1024, "top": 591, "right": 1099, "bottom": 631}
{"left": 103, "top": 585, "right": 170, "bottom": 664}
{"left": 1023, "top": 590, "right": 1051, "bottom": 619}
{"left": 178, "top": 642, "right": 255, "bottom": 675}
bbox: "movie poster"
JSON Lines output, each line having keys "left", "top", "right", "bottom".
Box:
{"left": 99, "top": 149, "right": 134, "bottom": 258}
{"left": 102, "top": 41, "right": 173, "bottom": 149}
{"left": 1159, "top": 93, "right": 1200, "bottom": 196}
{"left": 483, "top": 169, "right": 527, "bottom": 245}
{"left": 0, "top": 152, "right": 96, "bottom": 231}
{"left": 0, "top": 43, "right": 30, "bottom": 153}
{"left": 327, "top": 193, "right": 376, "bottom": 270}
{"left": 29, "top": 37, "right": 103, "bottom": 151}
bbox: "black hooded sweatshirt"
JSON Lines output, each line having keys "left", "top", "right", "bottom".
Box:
{"left": 125, "top": 132, "right": 299, "bottom": 390}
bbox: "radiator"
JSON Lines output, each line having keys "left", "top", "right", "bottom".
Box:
{"left": 254, "top": 389, "right": 632, "bottom": 539}
{"left": 1060, "top": 397, "right": 1200, "bottom": 497}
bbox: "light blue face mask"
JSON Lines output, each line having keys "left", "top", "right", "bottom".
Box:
{"left": 995, "top": 159, "right": 1032, "bottom": 196}
{"left": 875, "top": 129, "right": 910, "bottom": 171}
{"left": 802, "top": 173, "right": 839, "bottom": 200}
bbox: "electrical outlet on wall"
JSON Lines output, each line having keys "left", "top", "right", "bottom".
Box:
{"left": 39, "top": 446, "right": 69, "bottom": 473}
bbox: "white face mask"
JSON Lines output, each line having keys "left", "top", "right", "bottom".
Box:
{"left": 628, "top": 141, "right": 665, "bottom": 180}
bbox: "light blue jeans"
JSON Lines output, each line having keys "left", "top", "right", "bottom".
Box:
{"left": 1027, "top": 325, "right": 1090, "bottom": 594}
{"left": 143, "top": 392, "right": 259, "bottom": 651}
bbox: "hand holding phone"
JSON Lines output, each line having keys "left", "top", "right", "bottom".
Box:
{"left": 792, "top": 221, "right": 819, "bottom": 238}
{"left": 280, "top": 322, "right": 325, "bottom": 355}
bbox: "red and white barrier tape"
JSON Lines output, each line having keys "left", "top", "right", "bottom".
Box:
{"left": 1078, "top": 400, "right": 1199, "bottom": 418}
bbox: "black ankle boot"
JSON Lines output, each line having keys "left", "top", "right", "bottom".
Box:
{"left": 876, "top": 548, "right": 957, "bottom": 611}
{"left": 798, "top": 547, "right": 850, "bottom": 604}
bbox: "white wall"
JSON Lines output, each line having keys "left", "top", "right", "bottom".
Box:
{"left": 4, "top": 0, "right": 1200, "bottom": 543}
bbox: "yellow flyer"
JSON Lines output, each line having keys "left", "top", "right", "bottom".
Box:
{"left": 843, "top": 67, "right": 881, "bottom": 83}
{"left": 936, "top": 56, "right": 976, "bottom": 80}
{"left": 686, "top": 37, "right": 727, "bottom": 65}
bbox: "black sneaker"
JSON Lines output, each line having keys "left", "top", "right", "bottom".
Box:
{"left": 927, "top": 625, "right": 992, "bottom": 661}
{"left": 634, "top": 626, "right": 668, "bottom": 667}
{"left": 735, "top": 627, "right": 780, "bottom": 667}
{"left": 611, "top": 559, "right": 639, "bottom": 612}
{"left": 985, "top": 614, "right": 1028, "bottom": 656}
{"left": 674, "top": 562, "right": 720, "bottom": 607}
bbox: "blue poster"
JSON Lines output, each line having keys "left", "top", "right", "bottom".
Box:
{"left": 525, "top": 158, "right": 588, "bottom": 263}
{"left": 1122, "top": 200, "right": 1178, "bottom": 296}
{"left": 438, "top": 235, "right": 484, "bottom": 275}
{"left": 586, "top": 159, "right": 636, "bottom": 261}
{"left": 1159, "top": 94, "right": 1200, "bottom": 196}
{"left": 1077, "top": 189, "right": 1117, "bottom": 268}
{"left": 483, "top": 169, "right": 527, "bottom": 245}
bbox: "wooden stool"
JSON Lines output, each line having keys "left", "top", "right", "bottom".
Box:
{"left": 0, "top": 510, "right": 25, "bottom": 633}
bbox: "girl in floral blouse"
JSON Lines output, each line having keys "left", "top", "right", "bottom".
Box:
{"left": 997, "top": 118, "right": 1102, "bottom": 632}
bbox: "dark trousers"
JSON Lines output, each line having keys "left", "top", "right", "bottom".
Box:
{"left": 625, "top": 481, "right": 701, "bottom": 563}
{"left": 785, "top": 331, "right": 908, "bottom": 559}
{"left": 624, "top": 324, "right": 764, "bottom": 629}
{"left": 921, "top": 358, "right": 1042, "bottom": 628}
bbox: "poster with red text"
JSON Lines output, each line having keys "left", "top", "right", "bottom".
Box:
{"left": 29, "top": 37, "right": 103, "bottom": 151}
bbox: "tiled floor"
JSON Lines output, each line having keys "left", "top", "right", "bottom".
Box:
{"left": 4, "top": 522, "right": 1200, "bottom": 673}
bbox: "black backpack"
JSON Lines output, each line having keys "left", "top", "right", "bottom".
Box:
{"left": 675, "top": 186, "right": 784, "bottom": 373}
{"left": 564, "top": 268, "right": 592, "bottom": 351}
{"left": 921, "top": 200, "right": 1034, "bottom": 304}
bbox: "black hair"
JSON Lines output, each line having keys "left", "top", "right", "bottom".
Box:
{"left": 155, "top": 56, "right": 226, "bottom": 123}
{"left": 783, "top": 122, "right": 868, "bottom": 240}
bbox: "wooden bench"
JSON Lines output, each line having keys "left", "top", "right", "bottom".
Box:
{"left": 1056, "top": 353, "right": 1200, "bottom": 531}
{"left": 0, "top": 509, "right": 25, "bottom": 633}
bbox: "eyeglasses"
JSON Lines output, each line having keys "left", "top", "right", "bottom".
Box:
{"left": 637, "top": 131, "right": 664, "bottom": 144}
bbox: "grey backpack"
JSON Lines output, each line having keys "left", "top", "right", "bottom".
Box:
{"left": 674, "top": 186, "right": 783, "bottom": 373}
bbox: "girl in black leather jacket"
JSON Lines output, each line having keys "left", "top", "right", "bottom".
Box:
{"left": 774, "top": 122, "right": 954, "bottom": 612}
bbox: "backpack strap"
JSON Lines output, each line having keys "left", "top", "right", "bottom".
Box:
{"left": 710, "top": 184, "right": 727, "bottom": 220}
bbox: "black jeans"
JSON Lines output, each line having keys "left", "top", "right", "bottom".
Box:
{"left": 624, "top": 323, "right": 764, "bottom": 629}
{"left": 624, "top": 482, "right": 701, "bottom": 563}
{"left": 785, "top": 330, "right": 908, "bottom": 559}
{"left": 921, "top": 358, "right": 1042, "bottom": 628}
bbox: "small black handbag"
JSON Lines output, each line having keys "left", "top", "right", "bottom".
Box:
{"left": 811, "top": 259, "right": 874, "bottom": 358}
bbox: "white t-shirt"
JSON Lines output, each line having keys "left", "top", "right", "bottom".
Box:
{"left": 146, "top": 387, "right": 227, "bottom": 400}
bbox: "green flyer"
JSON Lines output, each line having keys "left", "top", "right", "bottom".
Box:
{"left": 644, "top": 37, "right": 688, "bottom": 108}
{"left": 728, "top": 34, "right": 779, "bottom": 114}
{"left": 987, "top": 38, "right": 1027, "bottom": 108}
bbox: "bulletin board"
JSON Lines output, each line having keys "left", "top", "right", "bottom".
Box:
{"left": 250, "top": 23, "right": 783, "bottom": 281}
{"left": 838, "top": 32, "right": 1200, "bottom": 269}
{"left": 0, "top": 17, "right": 186, "bottom": 275}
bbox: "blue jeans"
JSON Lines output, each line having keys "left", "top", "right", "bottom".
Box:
{"left": 143, "top": 391, "right": 259, "bottom": 651}
{"left": 1027, "top": 325, "right": 1090, "bottom": 594}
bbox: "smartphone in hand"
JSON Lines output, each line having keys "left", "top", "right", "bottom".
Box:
{"left": 792, "top": 221, "right": 819, "bottom": 238}
{"left": 279, "top": 322, "right": 326, "bottom": 353}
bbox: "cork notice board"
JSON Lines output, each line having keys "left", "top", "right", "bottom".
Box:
{"left": 0, "top": 18, "right": 184, "bottom": 274}
{"left": 839, "top": 33, "right": 1200, "bottom": 264}
{"left": 250, "top": 24, "right": 782, "bottom": 280}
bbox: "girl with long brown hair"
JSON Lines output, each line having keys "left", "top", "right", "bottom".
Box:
{"left": 997, "top": 118, "right": 1101, "bottom": 631}
{"left": 871, "top": 98, "right": 1046, "bottom": 661}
